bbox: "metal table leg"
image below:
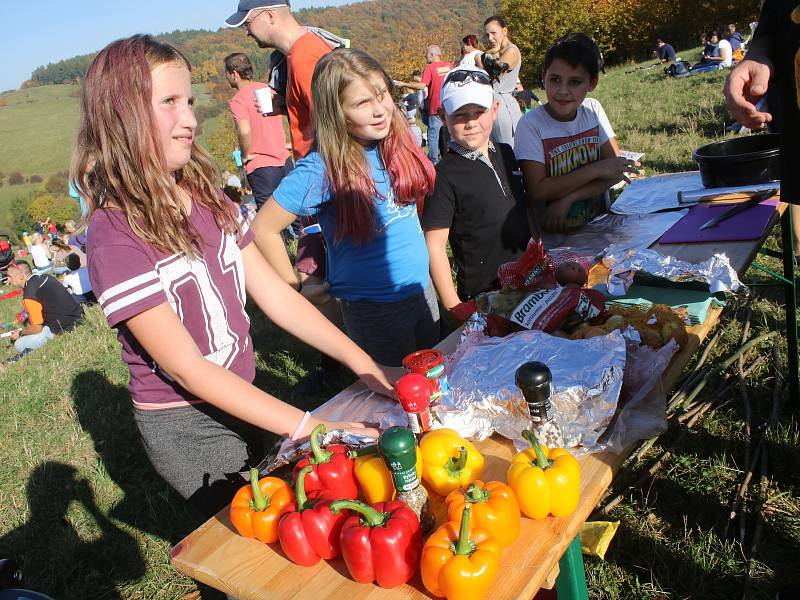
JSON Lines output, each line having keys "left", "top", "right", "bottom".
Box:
{"left": 555, "top": 535, "right": 589, "bottom": 600}
{"left": 781, "top": 209, "right": 799, "bottom": 403}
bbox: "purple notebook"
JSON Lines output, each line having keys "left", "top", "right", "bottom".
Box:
{"left": 659, "top": 199, "right": 779, "bottom": 244}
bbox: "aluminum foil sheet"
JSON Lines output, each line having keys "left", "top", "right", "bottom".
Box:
{"left": 611, "top": 171, "right": 780, "bottom": 215}
{"left": 542, "top": 211, "right": 687, "bottom": 258}
{"left": 444, "top": 328, "right": 627, "bottom": 453}
{"left": 602, "top": 244, "right": 745, "bottom": 295}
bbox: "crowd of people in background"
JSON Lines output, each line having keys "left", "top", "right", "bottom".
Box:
{"left": 654, "top": 23, "right": 750, "bottom": 78}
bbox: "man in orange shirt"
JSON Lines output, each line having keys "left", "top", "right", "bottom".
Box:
{"left": 225, "top": 0, "right": 332, "bottom": 159}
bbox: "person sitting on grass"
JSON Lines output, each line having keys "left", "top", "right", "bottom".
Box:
{"left": 726, "top": 23, "right": 744, "bottom": 53}
{"left": 692, "top": 31, "right": 734, "bottom": 72}
{"left": 3, "top": 261, "right": 83, "bottom": 363}
{"left": 514, "top": 32, "right": 639, "bottom": 233}
{"left": 63, "top": 219, "right": 87, "bottom": 253}
{"left": 423, "top": 66, "right": 535, "bottom": 324}
{"left": 656, "top": 37, "right": 677, "bottom": 63}
{"left": 62, "top": 253, "right": 95, "bottom": 305}
{"left": 28, "top": 232, "right": 53, "bottom": 271}
{"left": 50, "top": 238, "right": 83, "bottom": 267}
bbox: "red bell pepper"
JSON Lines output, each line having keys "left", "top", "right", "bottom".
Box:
{"left": 329, "top": 499, "right": 422, "bottom": 588}
{"left": 277, "top": 466, "right": 350, "bottom": 566}
{"left": 293, "top": 424, "right": 359, "bottom": 500}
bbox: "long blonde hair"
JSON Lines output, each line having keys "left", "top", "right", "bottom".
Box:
{"left": 70, "top": 35, "right": 238, "bottom": 258}
{"left": 311, "top": 49, "right": 435, "bottom": 245}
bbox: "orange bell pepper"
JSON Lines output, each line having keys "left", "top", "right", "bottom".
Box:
{"left": 445, "top": 480, "right": 520, "bottom": 547}
{"left": 230, "top": 468, "right": 294, "bottom": 543}
{"left": 506, "top": 430, "right": 580, "bottom": 520}
{"left": 421, "top": 504, "right": 500, "bottom": 600}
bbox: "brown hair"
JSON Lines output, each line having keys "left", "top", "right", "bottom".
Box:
{"left": 224, "top": 52, "right": 254, "bottom": 80}
{"left": 311, "top": 49, "right": 435, "bottom": 245}
{"left": 70, "top": 34, "right": 238, "bottom": 258}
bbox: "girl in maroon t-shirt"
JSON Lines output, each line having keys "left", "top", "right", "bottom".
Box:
{"left": 70, "top": 35, "right": 391, "bottom": 515}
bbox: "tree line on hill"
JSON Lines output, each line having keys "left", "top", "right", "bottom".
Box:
{"left": 503, "top": 0, "right": 760, "bottom": 86}
{"left": 27, "top": 0, "right": 499, "bottom": 87}
{"left": 1, "top": 171, "right": 79, "bottom": 241}
{"left": 26, "top": 0, "right": 758, "bottom": 91}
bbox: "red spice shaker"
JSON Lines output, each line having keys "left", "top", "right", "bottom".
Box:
{"left": 396, "top": 373, "right": 432, "bottom": 435}
{"left": 402, "top": 349, "right": 449, "bottom": 405}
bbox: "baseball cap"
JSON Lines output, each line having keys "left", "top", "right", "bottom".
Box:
{"left": 440, "top": 66, "right": 495, "bottom": 115}
{"left": 224, "top": 0, "right": 289, "bottom": 28}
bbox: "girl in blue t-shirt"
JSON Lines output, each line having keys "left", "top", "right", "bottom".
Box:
{"left": 253, "top": 49, "right": 440, "bottom": 366}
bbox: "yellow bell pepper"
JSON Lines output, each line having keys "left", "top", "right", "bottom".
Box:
{"left": 507, "top": 430, "right": 580, "bottom": 519}
{"left": 419, "top": 428, "right": 484, "bottom": 496}
{"left": 350, "top": 445, "right": 423, "bottom": 504}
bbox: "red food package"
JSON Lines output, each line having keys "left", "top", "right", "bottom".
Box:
{"left": 480, "top": 287, "right": 607, "bottom": 336}
{"left": 497, "top": 239, "right": 555, "bottom": 289}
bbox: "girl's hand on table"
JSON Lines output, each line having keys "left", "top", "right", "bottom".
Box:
{"left": 359, "top": 365, "right": 398, "bottom": 399}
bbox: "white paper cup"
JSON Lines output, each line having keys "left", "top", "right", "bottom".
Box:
{"left": 254, "top": 87, "right": 273, "bottom": 115}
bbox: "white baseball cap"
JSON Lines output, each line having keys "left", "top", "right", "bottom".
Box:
{"left": 440, "top": 66, "right": 495, "bottom": 115}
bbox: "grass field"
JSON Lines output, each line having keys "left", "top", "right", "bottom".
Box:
{"left": 0, "top": 53, "right": 798, "bottom": 600}
{"left": 0, "top": 84, "right": 81, "bottom": 177}
{"left": 0, "top": 82, "right": 220, "bottom": 236}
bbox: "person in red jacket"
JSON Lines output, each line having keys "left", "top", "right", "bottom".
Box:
{"left": 396, "top": 45, "right": 452, "bottom": 163}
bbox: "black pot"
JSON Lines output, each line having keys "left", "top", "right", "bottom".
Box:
{"left": 692, "top": 133, "right": 781, "bottom": 188}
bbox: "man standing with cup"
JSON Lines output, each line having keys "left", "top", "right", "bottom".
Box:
{"left": 224, "top": 52, "right": 291, "bottom": 211}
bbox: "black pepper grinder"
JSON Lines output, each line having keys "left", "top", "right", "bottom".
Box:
{"left": 515, "top": 361, "right": 553, "bottom": 424}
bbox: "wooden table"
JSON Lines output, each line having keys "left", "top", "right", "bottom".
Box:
{"left": 170, "top": 200, "right": 787, "bottom": 600}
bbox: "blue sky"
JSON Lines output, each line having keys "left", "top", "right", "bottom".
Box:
{"left": 0, "top": 0, "right": 356, "bottom": 91}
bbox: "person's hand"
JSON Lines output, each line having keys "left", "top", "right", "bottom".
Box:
{"left": 296, "top": 418, "right": 380, "bottom": 440}
{"left": 448, "top": 300, "right": 477, "bottom": 323}
{"left": 724, "top": 59, "right": 772, "bottom": 129}
{"left": 10, "top": 330, "right": 20, "bottom": 341}
{"left": 595, "top": 157, "right": 641, "bottom": 183}
{"left": 332, "top": 421, "right": 381, "bottom": 439}
{"left": 542, "top": 197, "right": 573, "bottom": 233}
{"left": 358, "top": 364, "right": 398, "bottom": 399}
{"left": 299, "top": 279, "right": 332, "bottom": 306}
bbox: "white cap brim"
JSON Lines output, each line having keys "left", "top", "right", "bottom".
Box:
{"left": 441, "top": 82, "right": 495, "bottom": 115}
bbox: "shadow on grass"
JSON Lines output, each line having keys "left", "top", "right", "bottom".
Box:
{"left": 70, "top": 370, "right": 229, "bottom": 599}
{"left": 602, "top": 519, "right": 749, "bottom": 600}
{"left": 607, "top": 418, "right": 800, "bottom": 599}
{"left": 0, "top": 462, "right": 145, "bottom": 600}
{"left": 70, "top": 370, "right": 203, "bottom": 545}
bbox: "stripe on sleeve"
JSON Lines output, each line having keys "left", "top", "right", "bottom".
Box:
{"left": 102, "top": 283, "right": 164, "bottom": 318}
{"left": 97, "top": 271, "right": 159, "bottom": 306}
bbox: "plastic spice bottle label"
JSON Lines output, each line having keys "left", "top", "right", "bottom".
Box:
{"left": 387, "top": 461, "right": 420, "bottom": 492}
